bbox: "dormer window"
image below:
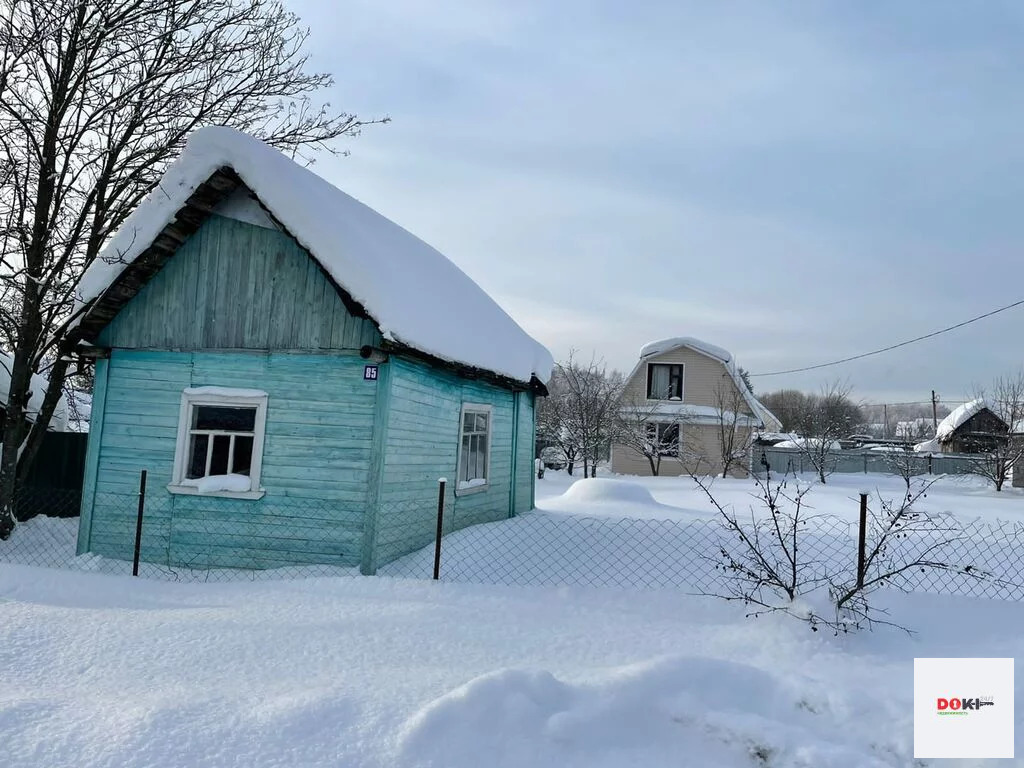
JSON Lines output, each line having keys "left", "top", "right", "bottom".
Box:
{"left": 647, "top": 363, "right": 684, "bottom": 400}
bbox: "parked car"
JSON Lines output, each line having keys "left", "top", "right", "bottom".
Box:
{"left": 540, "top": 446, "right": 567, "bottom": 470}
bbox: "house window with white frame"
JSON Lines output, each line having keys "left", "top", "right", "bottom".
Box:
{"left": 457, "top": 404, "right": 491, "bottom": 493}
{"left": 169, "top": 389, "right": 268, "bottom": 499}
{"left": 647, "top": 363, "right": 684, "bottom": 400}
{"left": 646, "top": 421, "right": 680, "bottom": 456}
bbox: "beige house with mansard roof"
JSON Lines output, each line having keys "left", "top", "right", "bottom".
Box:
{"left": 610, "top": 337, "right": 781, "bottom": 477}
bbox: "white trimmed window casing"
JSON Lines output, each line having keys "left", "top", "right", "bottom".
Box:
{"left": 168, "top": 390, "right": 269, "bottom": 499}
{"left": 456, "top": 403, "right": 492, "bottom": 495}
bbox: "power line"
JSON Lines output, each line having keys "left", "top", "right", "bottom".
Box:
{"left": 749, "top": 298, "right": 1024, "bottom": 377}
{"left": 859, "top": 400, "right": 967, "bottom": 407}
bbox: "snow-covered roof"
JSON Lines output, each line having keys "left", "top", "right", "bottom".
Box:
{"left": 631, "top": 337, "right": 771, "bottom": 428}
{"left": 640, "top": 337, "right": 732, "bottom": 364}
{"left": 935, "top": 398, "right": 1005, "bottom": 442}
{"left": 913, "top": 438, "right": 941, "bottom": 454}
{"left": 772, "top": 438, "right": 841, "bottom": 451}
{"left": 73, "top": 127, "right": 552, "bottom": 385}
{"left": 0, "top": 352, "right": 69, "bottom": 432}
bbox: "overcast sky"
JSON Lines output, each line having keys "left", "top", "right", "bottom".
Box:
{"left": 288, "top": 0, "right": 1024, "bottom": 408}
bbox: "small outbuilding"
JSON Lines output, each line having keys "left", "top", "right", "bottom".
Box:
{"left": 69, "top": 127, "right": 551, "bottom": 573}
{"left": 915, "top": 398, "right": 1009, "bottom": 455}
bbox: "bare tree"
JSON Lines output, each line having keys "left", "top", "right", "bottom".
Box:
{"left": 535, "top": 367, "right": 580, "bottom": 475}
{"left": 557, "top": 354, "right": 623, "bottom": 478}
{"left": 967, "top": 373, "right": 1024, "bottom": 491}
{"left": 794, "top": 381, "right": 861, "bottom": 484}
{"left": 691, "top": 470, "right": 825, "bottom": 616}
{"left": 0, "top": 0, "right": 385, "bottom": 538}
{"left": 883, "top": 447, "right": 928, "bottom": 490}
{"left": 712, "top": 379, "right": 755, "bottom": 478}
{"left": 692, "top": 468, "right": 984, "bottom": 633}
{"left": 827, "top": 478, "right": 988, "bottom": 632}
{"left": 613, "top": 393, "right": 681, "bottom": 476}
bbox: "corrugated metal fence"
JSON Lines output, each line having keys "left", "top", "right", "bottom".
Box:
{"left": 754, "top": 447, "right": 981, "bottom": 477}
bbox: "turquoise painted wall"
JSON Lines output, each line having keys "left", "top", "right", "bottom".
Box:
{"left": 515, "top": 391, "right": 536, "bottom": 515}
{"left": 98, "top": 214, "right": 381, "bottom": 352}
{"left": 81, "top": 349, "right": 378, "bottom": 568}
{"left": 368, "top": 357, "right": 535, "bottom": 569}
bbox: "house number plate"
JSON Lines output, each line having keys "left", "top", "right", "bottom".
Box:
{"left": 364, "top": 365, "right": 378, "bottom": 381}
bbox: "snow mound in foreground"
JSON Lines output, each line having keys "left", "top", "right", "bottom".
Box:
{"left": 560, "top": 478, "right": 657, "bottom": 506}
{"left": 397, "top": 655, "right": 892, "bottom": 768}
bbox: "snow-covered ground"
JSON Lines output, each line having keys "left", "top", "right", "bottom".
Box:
{"left": 3, "top": 562, "right": 1023, "bottom": 767}
{"left": 535, "top": 468, "right": 1024, "bottom": 524}
{"left": 3, "top": 471, "right": 1024, "bottom": 765}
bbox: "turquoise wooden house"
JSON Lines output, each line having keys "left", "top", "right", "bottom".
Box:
{"left": 68, "top": 127, "right": 552, "bottom": 573}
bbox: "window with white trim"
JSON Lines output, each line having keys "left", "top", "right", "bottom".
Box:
{"left": 645, "top": 421, "right": 680, "bottom": 456}
{"left": 169, "top": 389, "right": 268, "bottom": 499}
{"left": 457, "top": 404, "right": 491, "bottom": 493}
{"left": 647, "top": 363, "right": 684, "bottom": 400}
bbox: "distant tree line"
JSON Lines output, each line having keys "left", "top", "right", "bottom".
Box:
{"left": 758, "top": 385, "right": 865, "bottom": 437}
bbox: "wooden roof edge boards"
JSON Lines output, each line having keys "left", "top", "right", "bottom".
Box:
{"left": 71, "top": 166, "right": 244, "bottom": 344}
{"left": 379, "top": 340, "right": 548, "bottom": 396}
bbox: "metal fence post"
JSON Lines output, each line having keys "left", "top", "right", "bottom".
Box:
{"left": 856, "top": 492, "right": 867, "bottom": 589}
{"left": 132, "top": 469, "right": 147, "bottom": 577}
{"left": 433, "top": 478, "right": 446, "bottom": 580}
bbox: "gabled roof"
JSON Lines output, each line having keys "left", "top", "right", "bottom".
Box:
{"left": 625, "top": 336, "right": 773, "bottom": 428}
{"left": 71, "top": 127, "right": 553, "bottom": 386}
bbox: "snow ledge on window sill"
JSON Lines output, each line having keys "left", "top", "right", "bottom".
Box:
{"left": 454, "top": 480, "right": 489, "bottom": 496}
{"left": 166, "top": 484, "right": 266, "bottom": 500}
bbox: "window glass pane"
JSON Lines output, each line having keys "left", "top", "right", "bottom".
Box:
{"left": 460, "top": 435, "right": 471, "bottom": 481}
{"left": 232, "top": 436, "right": 254, "bottom": 476}
{"left": 668, "top": 366, "right": 682, "bottom": 399}
{"left": 649, "top": 365, "right": 670, "bottom": 398}
{"left": 478, "top": 439, "right": 488, "bottom": 479}
{"left": 475, "top": 413, "right": 488, "bottom": 432}
{"left": 210, "top": 434, "right": 231, "bottom": 476}
{"left": 472, "top": 435, "right": 482, "bottom": 479}
{"left": 187, "top": 434, "right": 209, "bottom": 479}
{"left": 194, "top": 406, "right": 256, "bottom": 432}
{"left": 463, "top": 413, "right": 475, "bottom": 432}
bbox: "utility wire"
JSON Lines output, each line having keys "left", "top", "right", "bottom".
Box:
{"left": 749, "top": 298, "right": 1024, "bottom": 377}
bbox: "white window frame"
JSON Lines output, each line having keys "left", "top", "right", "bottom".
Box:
{"left": 646, "top": 421, "right": 681, "bottom": 457}
{"left": 645, "top": 362, "right": 685, "bottom": 402}
{"left": 455, "top": 403, "right": 492, "bottom": 496}
{"left": 168, "top": 389, "right": 269, "bottom": 500}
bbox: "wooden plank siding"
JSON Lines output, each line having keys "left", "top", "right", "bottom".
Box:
{"left": 619, "top": 346, "right": 748, "bottom": 410}
{"left": 97, "top": 214, "right": 381, "bottom": 352}
{"left": 83, "top": 349, "right": 378, "bottom": 569}
{"left": 370, "top": 357, "right": 535, "bottom": 568}
{"left": 515, "top": 391, "right": 536, "bottom": 515}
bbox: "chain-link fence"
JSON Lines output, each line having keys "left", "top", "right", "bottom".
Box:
{"left": 2, "top": 476, "right": 1023, "bottom": 602}
{"left": 381, "top": 508, "right": 1024, "bottom": 601}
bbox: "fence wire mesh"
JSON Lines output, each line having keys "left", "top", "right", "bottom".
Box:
{"left": 1, "top": 481, "right": 1023, "bottom": 602}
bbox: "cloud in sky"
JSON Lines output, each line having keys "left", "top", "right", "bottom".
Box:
{"left": 287, "top": 0, "right": 1024, "bottom": 407}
